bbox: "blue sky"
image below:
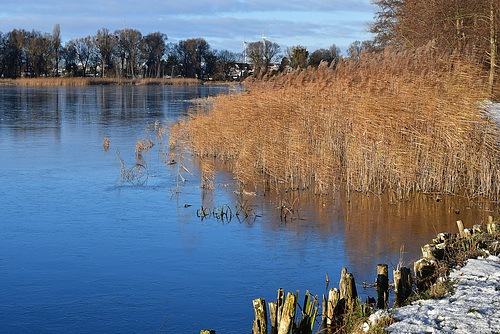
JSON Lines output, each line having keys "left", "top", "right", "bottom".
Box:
{"left": 0, "top": 0, "right": 376, "bottom": 54}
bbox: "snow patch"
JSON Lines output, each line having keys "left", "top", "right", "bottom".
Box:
{"left": 386, "top": 255, "right": 500, "bottom": 333}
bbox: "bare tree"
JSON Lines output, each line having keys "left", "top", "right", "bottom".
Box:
{"left": 247, "top": 39, "right": 281, "bottom": 73}
{"left": 175, "top": 38, "right": 211, "bottom": 78}
{"left": 61, "top": 42, "right": 78, "bottom": 76}
{"left": 142, "top": 32, "right": 167, "bottom": 78}
{"left": 116, "top": 28, "right": 142, "bottom": 78}
{"left": 213, "top": 49, "right": 239, "bottom": 80}
{"left": 95, "top": 28, "right": 117, "bottom": 77}
{"left": 369, "top": 0, "right": 405, "bottom": 50}
{"left": 347, "top": 40, "right": 365, "bottom": 59}
{"left": 70, "top": 36, "right": 96, "bottom": 76}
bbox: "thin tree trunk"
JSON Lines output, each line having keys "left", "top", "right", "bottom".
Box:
{"left": 489, "top": 0, "right": 497, "bottom": 95}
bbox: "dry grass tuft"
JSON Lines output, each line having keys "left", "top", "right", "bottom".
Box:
{"left": 134, "top": 137, "right": 154, "bottom": 158}
{"left": 103, "top": 136, "right": 110, "bottom": 152}
{"left": 170, "top": 45, "right": 500, "bottom": 200}
{"left": 115, "top": 150, "right": 149, "bottom": 185}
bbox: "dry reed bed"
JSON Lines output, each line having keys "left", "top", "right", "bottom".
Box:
{"left": 170, "top": 46, "right": 500, "bottom": 200}
{"left": 0, "top": 77, "right": 202, "bottom": 86}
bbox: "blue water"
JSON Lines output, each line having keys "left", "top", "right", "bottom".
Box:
{"left": 0, "top": 85, "right": 493, "bottom": 333}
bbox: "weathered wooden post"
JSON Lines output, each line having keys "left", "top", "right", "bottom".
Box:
{"left": 345, "top": 273, "right": 358, "bottom": 309}
{"left": 393, "top": 267, "right": 411, "bottom": 306}
{"left": 401, "top": 267, "right": 412, "bottom": 300}
{"left": 339, "top": 267, "right": 347, "bottom": 300}
{"left": 321, "top": 294, "right": 327, "bottom": 330}
{"left": 432, "top": 232, "right": 449, "bottom": 244}
{"left": 327, "top": 288, "right": 341, "bottom": 333}
{"left": 376, "top": 264, "right": 389, "bottom": 309}
{"left": 277, "top": 291, "right": 298, "bottom": 334}
{"left": 421, "top": 244, "right": 436, "bottom": 261}
{"left": 414, "top": 258, "right": 435, "bottom": 290}
{"left": 276, "top": 288, "right": 285, "bottom": 328}
{"left": 268, "top": 302, "right": 277, "bottom": 334}
{"left": 326, "top": 288, "right": 343, "bottom": 333}
{"left": 487, "top": 215, "right": 498, "bottom": 234}
{"left": 252, "top": 298, "right": 268, "bottom": 334}
{"left": 457, "top": 220, "right": 465, "bottom": 238}
{"left": 393, "top": 269, "right": 402, "bottom": 306}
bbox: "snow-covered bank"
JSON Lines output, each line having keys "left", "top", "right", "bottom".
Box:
{"left": 384, "top": 255, "right": 500, "bottom": 333}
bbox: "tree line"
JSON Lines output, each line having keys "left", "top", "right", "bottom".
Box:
{"left": 0, "top": 25, "right": 244, "bottom": 80}
{"left": 0, "top": 24, "right": 349, "bottom": 80}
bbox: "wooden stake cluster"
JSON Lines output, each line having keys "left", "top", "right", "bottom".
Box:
{"left": 249, "top": 216, "right": 499, "bottom": 333}
{"left": 253, "top": 290, "right": 303, "bottom": 334}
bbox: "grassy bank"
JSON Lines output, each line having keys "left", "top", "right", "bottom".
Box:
{"left": 0, "top": 77, "right": 202, "bottom": 86}
{"left": 170, "top": 46, "right": 500, "bottom": 200}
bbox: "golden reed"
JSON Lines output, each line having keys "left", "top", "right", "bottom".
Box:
{"left": 171, "top": 46, "right": 500, "bottom": 200}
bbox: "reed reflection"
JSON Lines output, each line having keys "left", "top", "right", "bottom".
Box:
{"left": 341, "top": 192, "right": 498, "bottom": 276}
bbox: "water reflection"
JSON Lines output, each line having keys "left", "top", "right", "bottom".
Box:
{"left": 229, "top": 184, "right": 499, "bottom": 287}
{"left": 0, "top": 85, "right": 223, "bottom": 133}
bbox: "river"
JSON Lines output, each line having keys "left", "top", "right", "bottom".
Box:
{"left": 0, "top": 85, "right": 496, "bottom": 333}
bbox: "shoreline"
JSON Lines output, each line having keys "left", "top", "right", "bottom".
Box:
{"left": 245, "top": 218, "right": 500, "bottom": 334}
{"left": 0, "top": 77, "right": 212, "bottom": 86}
{"left": 383, "top": 254, "right": 500, "bottom": 333}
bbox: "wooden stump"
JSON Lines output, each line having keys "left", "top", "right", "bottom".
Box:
{"left": 345, "top": 273, "right": 357, "bottom": 309}
{"left": 252, "top": 298, "right": 268, "bottom": 334}
{"left": 339, "top": 267, "right": 348, "bottom": 300}
{"left": 432, "top": 232, "right": 449, "bottom": 244}
{"left": 414, "top": 258, "right": 435, "bottom": 290}
{"left": 277, "top": 291, "right": 298, "bottom": 334}
{"left": 487, "top": 215, "right": 498, "bottom": 234}
{"left": 421, "top": 244, "right": 436, "bottom": 261}
{"left": 321, "top": 294, "right": 327, "bottom": 330}
{"left": 268, "top": 302, "right": 277, "bottom": 334}
{"left": 394, "top": 267, "right": 411, "bottom": 306}
{"left": 457, "top": 220, "right": 465, "bottom": 238}
{"left": 276, "top": 288, "right": 285, "bottom": 328}
{"left": 326, "top": 288, "right": 341, "bottom": 333}
{"left": 376, "top": 264, "right": 389, "bottom": 309}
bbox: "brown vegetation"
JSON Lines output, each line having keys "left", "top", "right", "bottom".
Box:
{"left": 170, "top": 46, "right": 500, "bottom": 200}
{"left": 0, "top": 77, "right": 202, "bottom": 86}
{"left": 370, "top": 0, "right": 499, "bottom": 95}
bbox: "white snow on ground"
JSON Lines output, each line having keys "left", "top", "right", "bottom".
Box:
{"left": 384, "top": 255, "right": 500, "bottom": 333}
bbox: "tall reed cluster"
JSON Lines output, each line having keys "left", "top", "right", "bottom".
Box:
{"left": 170, "top": 46, "right": 500, "bottom": 200}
